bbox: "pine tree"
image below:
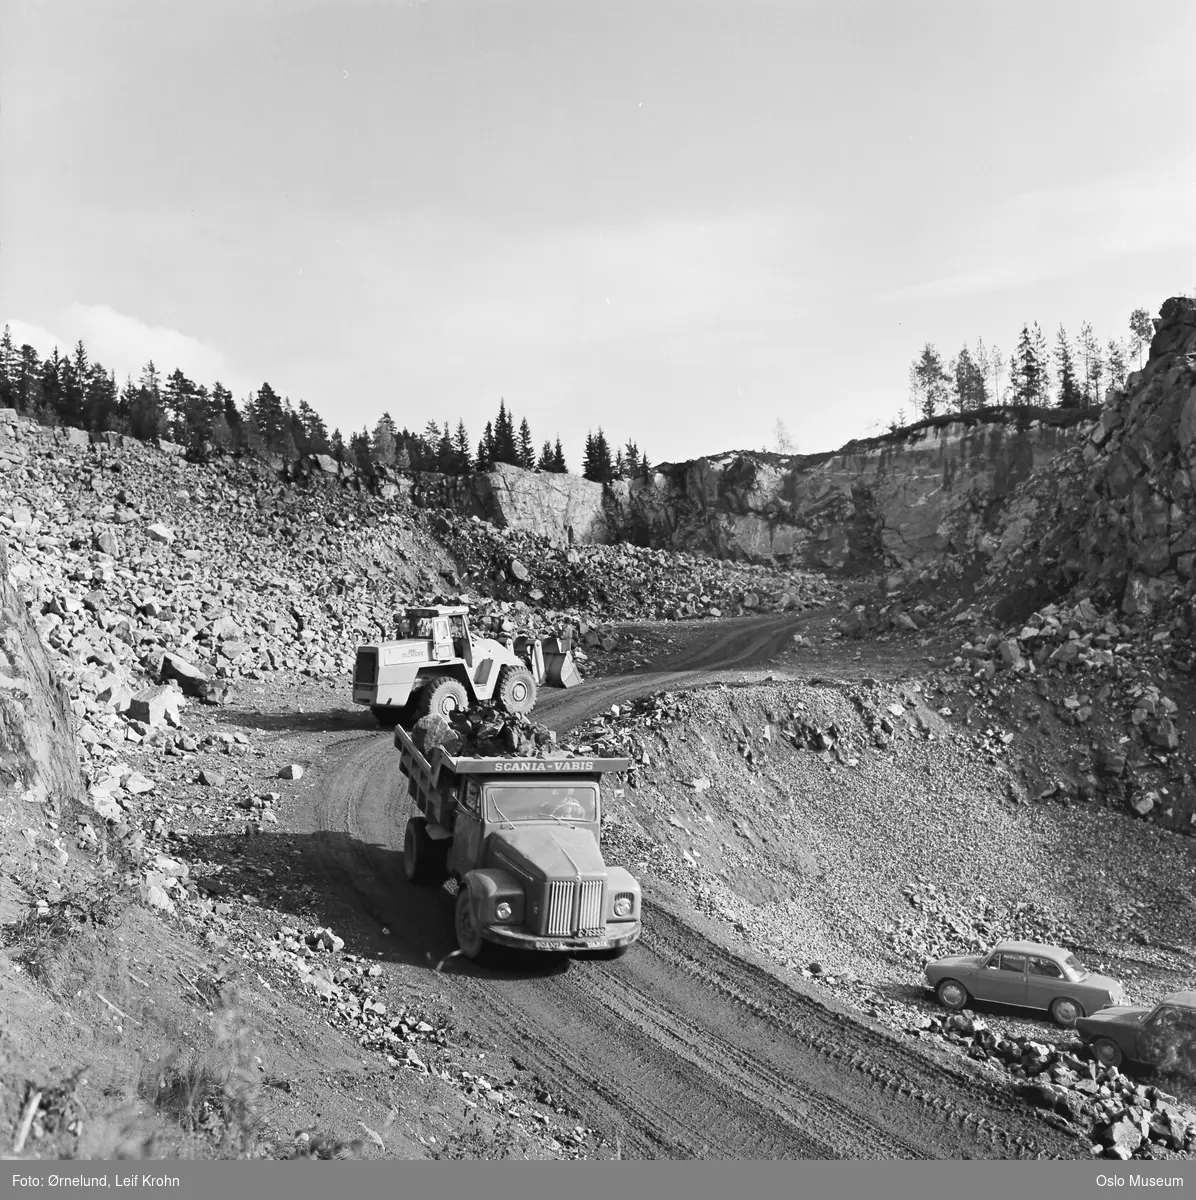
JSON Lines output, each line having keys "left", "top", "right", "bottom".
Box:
{"left": 989, "top": 343, "right": 1004, "bottom": 405}
{"left": 163, "top": 368, "right": 197, "bottom": 443}
{"left": 1054, "top": 326, "right": 1082, "bottom": 409}
{"left": 517, "top": 417, "right": 535, "bottom": 469}
{"left": 551, "top": 437, "right": 567, "bottom": 474}
{"left": 349, "top": 427, "right": 373, "bottom": 472}
{"left": 909, "top": 345, "right": 950, "bottom": 418}
{"left": 372, "top": 413, "right": 398, "bottom": 468}
{"left": 0, "top": 325, "right": 16, "bottom": 410}
{"left": 250, "top": 382, "right": 287, "bottom": 454}
{"left": 330, "top": 428, "right": 347, "bottom": 463}
{"left": 951, "top": 345, "right": 987, "bottom": 411}
{"left": 537, "top": 440, "right": 554, "bottom": 470}
{"left": 613, "top": 449, "right": 627, "bottom": 479}
{"left": 1031, "top": 322, "right": 1051, "bottom": 405}
{"left": 84, "top": 365, "right": 119, "bottom": 432}
{"left": 1078, "top": 321, "right": 1103, "bottom": 406}
{"left": 1106, "top": 338, "right": 1130, "bottom": 393}
{"left": 1129, "top": 307, "right": 1153, "bottom": 368}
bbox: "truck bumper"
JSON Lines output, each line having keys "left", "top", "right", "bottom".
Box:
{"left": 483, "top": 923, "right": 641, "bottom": 954}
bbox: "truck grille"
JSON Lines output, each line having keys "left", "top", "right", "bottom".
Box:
{"left": 545, "top": 879, "right": 604, "bottom": 936}
{"left": 354, "top": 649, "right": 377, "bottom": 686}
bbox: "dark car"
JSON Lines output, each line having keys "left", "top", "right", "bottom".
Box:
{"left": 924, "top": 939, "right": 1124, "bottom": 1027}
{"left": 1076, "top": 991, "right": 1196, "bottom": 1072}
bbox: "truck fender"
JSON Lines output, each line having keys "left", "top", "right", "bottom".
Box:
{"left": 461, "top": 868, "right": 526, "bottom": 926}
{"left": 605, "top": 866, "right": 642, "bottom": 917}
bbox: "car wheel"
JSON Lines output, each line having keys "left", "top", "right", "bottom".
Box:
{"left": 1050, "top": 997, "right": 1083, "bottom": 1027}
{"left": 1090, "top": 1037, "right": 1124, "bottom": 1069}
{"left": 454, "top": 884, "right": 495, "bottom": 964}
{"left": 419, "top": 675, "right": 469, "bottom": 720}
{"left": 936, "top": 979, "right": 969, "bottom": 1011}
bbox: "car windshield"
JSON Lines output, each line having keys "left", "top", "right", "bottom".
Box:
{"left": 1060, "top": 953, "right": 1088, "bottom": 982}
{"left": 485, "top": 784, "right": 598, "bottom": 824}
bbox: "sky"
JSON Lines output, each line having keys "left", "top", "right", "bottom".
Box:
{"left": 2, "top": 0, "right": 1195, "bottom": 465}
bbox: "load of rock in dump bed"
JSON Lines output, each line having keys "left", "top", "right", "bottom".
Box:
{"left": 409, "top": 707, "right": 563, "bottom": 761}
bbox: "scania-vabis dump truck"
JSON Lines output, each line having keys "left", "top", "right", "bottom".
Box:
{"left": 394, "top": 724, "right": 642, "bottom": 963}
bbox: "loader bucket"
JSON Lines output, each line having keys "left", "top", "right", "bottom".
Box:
{"left": 543, "top": 648, "right": 581, "bottom": 689}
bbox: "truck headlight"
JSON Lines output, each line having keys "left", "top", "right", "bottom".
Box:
{"left": 613, "top": 893, "right": 634, "bottom": 919}
{"left": 495, "top": 901, "right": 513, "bottom": 921}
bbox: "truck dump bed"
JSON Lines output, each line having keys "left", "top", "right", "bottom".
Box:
{"left": 393, "top": 725, "right": 630, "bottom": 827}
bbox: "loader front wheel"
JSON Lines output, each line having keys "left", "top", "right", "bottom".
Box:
{"left": 496, "top": 665, "right": 537, "bottom": 717}
{"left": 418, "top": 676, "right": 469, "bottom": 720}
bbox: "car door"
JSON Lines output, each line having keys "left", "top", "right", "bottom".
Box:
{"left": 1025, "top": 954, "right": 1068, "bottom": 1012}
{"left": 979, "top": 952, "right": 1028, "bottom": 1008}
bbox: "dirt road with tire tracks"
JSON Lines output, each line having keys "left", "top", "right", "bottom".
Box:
{"left": 292, "top": 613, "right": 1084, "bottom": 1158}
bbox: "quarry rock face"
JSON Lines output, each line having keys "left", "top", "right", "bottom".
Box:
{"left": 1070, "top": 297, "right": 1196, "bottom": 614}
{"left": 0, "top": 540, "right": 83, "bottom": 810}
{"left": 411, "top": 415, "right": 1095, "bottom": 578}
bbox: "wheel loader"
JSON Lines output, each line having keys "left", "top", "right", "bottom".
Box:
{"left": 352, "top": 604, "right": 581, "bottom": 726}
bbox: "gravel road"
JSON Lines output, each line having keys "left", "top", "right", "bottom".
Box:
{"left": 291, "top": 613, "right": 1085, "bottom": 1159}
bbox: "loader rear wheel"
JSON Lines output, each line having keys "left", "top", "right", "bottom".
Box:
{"left": 402, "top": 818, "right": 448, "bottom": 886}
{"left": 371, "top": 705, "right": 403, "bottom": 729}
{"left": 496, "top": 665, "right": 537, "bottom": 716}
{"left": 418, "top": 676, "right": 469, "bottom": 720}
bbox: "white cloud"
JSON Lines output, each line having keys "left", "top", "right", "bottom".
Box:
{"left": 2, "top": 305, "right": 236, "bottom": 389}
{"left": 60, "top": 304, "right": 230, "bottom": 385}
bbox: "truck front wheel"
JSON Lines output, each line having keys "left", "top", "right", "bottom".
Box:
{"left": 403, "top": 818, "right": 448, "bottom": 886}
{"left": 454, "top": 885, "right": 495, "bottom": 964}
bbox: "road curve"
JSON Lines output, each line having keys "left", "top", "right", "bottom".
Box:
{"left": 295, "top": 613, "right": 1084, "bottom": 1159}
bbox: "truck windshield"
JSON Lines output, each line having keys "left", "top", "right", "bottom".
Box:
{"left": 485, "top": 784, "right": 598, "bottom": 824}
{"left": 399, "top": 617, "right": 435, "bottom": 638}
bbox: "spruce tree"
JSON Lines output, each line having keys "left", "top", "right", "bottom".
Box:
{"left": 517, "top": 417, "right": 535, "bottom": 469}
{"left": 1054, "top": 326, "right": 1082, "bottom": 409}
{"left": 491, "top": 399, "right": 518, "bottom": 465}
{"left": 551, "top": 437, "right": 567, "bottom": 473}
{"left": 452, "top": 420, "right": 472, "bottom": 473}
{"left": 909, "top": 345, "right": 950, "bottom": 418}
{"left": 476, "top": 420, "right": 495, "bottom": 472}
{"left": 537, "top": 440, "right": 554, "bottom": 470}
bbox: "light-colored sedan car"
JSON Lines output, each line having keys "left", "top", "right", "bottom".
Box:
{"left": 1076, "top": 991, "right": 1196, "bottom": 1071}
{"left": 925, "top": 940, "right": 1124, "bottom": 1027}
